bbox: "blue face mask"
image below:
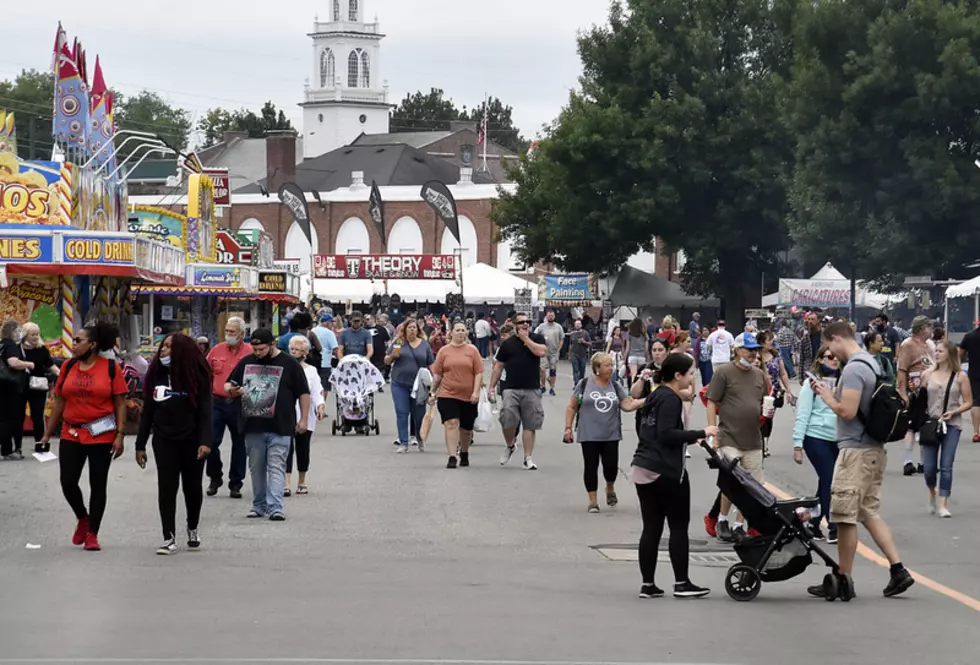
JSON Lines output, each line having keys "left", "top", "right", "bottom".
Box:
{"left": 160, "top": 356, "right": 172, "bottom": 367}
{"left": 820, "top": 363, "right": 838, "bottom": 376}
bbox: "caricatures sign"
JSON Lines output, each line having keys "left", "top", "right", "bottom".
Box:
{"left": 313, "top": 254, "right": 458, "bottom": 280}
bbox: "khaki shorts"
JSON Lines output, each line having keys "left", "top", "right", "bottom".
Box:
{"left": 499, "top": 389, "right": 545, "bottom": 431}
{"left": 719, "top": 446, "right": 765, "bottom": 483}
{"left": 830, "top": 447, "right": 886, "bottom": 525}
{"left": 541, "top": 352, "right": 560, "bottom": 373}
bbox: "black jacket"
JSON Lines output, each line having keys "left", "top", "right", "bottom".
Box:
{"left": 135, "top": 365, "right": 212, "bottom": 451}
{"left": 632, "top": 385, "right": 705, "bottom": 481}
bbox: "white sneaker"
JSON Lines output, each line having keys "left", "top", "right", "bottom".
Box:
{"left": 417, "top": 439, "right": 425, "bottom": 453}
{"left": 928, "top": 494, "right": 937, "bottom": 515}
{"left": 500, "top": 446, "right": 516, "bottom": 466}
{"left": 396, "top": 445, "right": 409, "bottom": 454}
{"left": 938, "top": 506, "right": 952, "bottom": 518}
{"left": 156, "top": 539, "right": 178, "bottom": 555}
{"left": 187, "top": 529, "right": 201, "bottom": 549}
{"left": 409, "top": 436, "right": 419, "bottom": 447}
{"left": 523, "top": 456, "right": 537, "bottom": 470}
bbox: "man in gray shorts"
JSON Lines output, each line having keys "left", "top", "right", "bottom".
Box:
{"left": 535, "top": 309, "right": 565, "bottom": 396}
{"left": 489, "top": 313, "right": 548, "bottom": 470}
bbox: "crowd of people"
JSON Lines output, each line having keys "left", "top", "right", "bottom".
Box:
{"left": 1, "top": 300, "right": 974, "bottom": 603}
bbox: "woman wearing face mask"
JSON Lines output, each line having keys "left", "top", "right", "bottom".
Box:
{"left": 135, "top": 333, "right": 212, "bottom": 555}
{"left": 633, "top": 353, "right": 718, "bottom": 599}
{"left": 792, "top": 344, "right": 840, "bottom": 543}
{"left": 20, "top": 323, "right": 59, "bottom": 453}
{"left": 40, "top": 321, "right": 128, "bottom": 551}
{"left": 284, "top": 335, "right": 325, "bottom": 496}
{"left": 0, "top": 319, "right": 34, "bottom": 459}
{"left": 865, "top": 331, "right": 896, "bottom": 382}
{"left": 429, "top": 322, "right": 483, "bottom": 468}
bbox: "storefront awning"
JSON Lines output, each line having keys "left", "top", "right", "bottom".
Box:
{"left": 131, "top": 285, "right": 252, "bottom": 298}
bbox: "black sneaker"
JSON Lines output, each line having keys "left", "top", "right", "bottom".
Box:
{"left": 827, "top": 527, "right": 838, "bottom": 544}
{"left": 206, "top": 480, "right": 222, "bottom": 497}
{"left": 806, "top": 584, "right": 827, "bottom": 598}
{"left": 673, "top": 581, "right": 710, "bottom": 598}
{"left": 916, "top": 463, "right": 924, "bottom": 475}
{"left": 639, "top": 584, "right": 664, "bottom": 599}
{"left": 809, "top": 524, "right": 825, "bottom": 541}
{"left": 903, "top": 462, "right": 916, "bottom": 476}
{"left": 716, "top": 521, "right": 734, "bottom": 543}
{"left": 229, "top": 488, "right": 243, "bottom": 499}
{"left": 269, "top": 512, "right": 286, "bottom": 522}
{"left": 883, "top": 568, "right": 915, "bottom": 597}
{"left": 447, "top": 456, "right": 458, "bottom": 469}
{"left": 731, "top": 526, "right": 748, "bottom": 543}
{"left": 459, "top": 452, "right": 470, "bottom": 467}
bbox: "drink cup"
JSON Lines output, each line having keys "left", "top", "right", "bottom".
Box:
{"left": 762, "top": 395, "right": 775, "bottom": 418}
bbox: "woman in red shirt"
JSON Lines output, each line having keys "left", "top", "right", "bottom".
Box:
{"left": 40, "top": 321, "right": 128, "bottom": 552}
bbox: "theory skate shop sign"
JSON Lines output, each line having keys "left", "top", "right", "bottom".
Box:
{"left": 313, "top": 254, "right": 458, "bottom": 280}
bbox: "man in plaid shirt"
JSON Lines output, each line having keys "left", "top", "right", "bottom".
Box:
{"left": 775, "top": 319, "right": 797, "bottom": 378}
{"left": 798, "top": 313, "right": 823, "bottom": 384}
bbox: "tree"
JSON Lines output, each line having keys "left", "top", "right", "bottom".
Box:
{"left": 197, "top": 101, "right": 294, "bottom": 147}
{"left": 492, "top": 0, "right": 795, "bottom": 323}
{"left": 114, "top": 90, "right": 192, "bottom": 155}
{"left": 462, "top": 97, "right": 529, "bottom": 153}
{"left": 0, "top": 69, "right": 55, "bottom": 160}
{"left": 787, "top": 0, "right": 980, "bottom": 291}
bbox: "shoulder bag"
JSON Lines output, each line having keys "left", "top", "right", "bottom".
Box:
{"left": 918, "top": 373, "right": 955, "bottom": 446}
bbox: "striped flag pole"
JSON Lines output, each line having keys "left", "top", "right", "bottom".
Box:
{"left": 61, "top": 275, "right": 75, "bottom": 357}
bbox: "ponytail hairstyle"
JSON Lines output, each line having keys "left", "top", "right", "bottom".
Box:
{"left": 657, "top": 352, "right": 694, "bottom": 384}
{"left": 83, "top": 320, "right": 120, "bottom": 353}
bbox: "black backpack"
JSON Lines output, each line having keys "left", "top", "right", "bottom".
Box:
{"left": 58, "top": 357, "right": 117, "bottom": 386}
{"left": 851, "top": 359, "right": 909, "bottom": 443}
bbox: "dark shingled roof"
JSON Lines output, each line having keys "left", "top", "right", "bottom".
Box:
{"left": 126, "top": 159, "right": 178, "bottom": 181}
{"left": 235, "top": 143, "right": 492, "bottom": 193}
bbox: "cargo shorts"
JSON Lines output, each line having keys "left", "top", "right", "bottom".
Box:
{"left": 541, "top": 351, "right": 560, "bottom": 374}
{"left": 499, "top": 388, "right": 545, "bottom": 431}
{"left": 830, "top": 447, "right": 886, "bottom": 525}
{"left": 719, "top": 446, "right": 765, "bottom": 483}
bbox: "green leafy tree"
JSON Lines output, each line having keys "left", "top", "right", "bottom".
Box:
{"left": 493, "top": 0, "right": 794, "bottom": 322}
{"left": 197, "top": 101, "right": 294, "bottom": 147}
{"left": 787, "top": 0, "right": 980, "bottom": 289}
{"left": 0, "top": 69, "right": 55, "bottom": 160}
{"left": 114, "top": 90, "right": 192, "bottom": 156}
{"left": 390, "top": 88, "right": 463, "bottom": 132}
{"left": 463, "top": 97, "right": 529, "bottom": 153}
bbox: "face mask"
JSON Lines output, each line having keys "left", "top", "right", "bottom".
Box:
{"left": 226, "top": 334, "right": 240, "bottom": 346}
{"left": 78, "top": 348, "right": 94, "bottom": 361}
{"left": 820, "top": 363, "right": 838, "bottom": 376}
{"left": 15, "top": 332, "right": 23, "bottom": 344}
{"left": 738, "top": 357, "right": 754, "bottom": 368}
{"left": 160, "top": 356, "right": 172, "bottom": 367}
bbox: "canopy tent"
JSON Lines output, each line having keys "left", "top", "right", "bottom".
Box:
{"left": 946, "top": 275, "right": 980, "bottom": 299}
{"left": 460, "top": 263, "right": 541, "bottom": 305}
{"left": 609, "top": 265, "right": 719, "bottom": 308}
{"left": 761, "top": 263, "right": 891, "bottom": 309}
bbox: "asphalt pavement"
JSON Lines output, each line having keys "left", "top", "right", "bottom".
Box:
{"left": 0, "top": 359, "right": 978, "bottom": 665}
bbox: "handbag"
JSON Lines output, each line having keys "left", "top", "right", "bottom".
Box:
{"left": 29, "top": 375, "right": 49, "bottom": 391}
{"left": 918, "top": 373, "right": 955, "bottom": 446}
{"left": 0, "top": 362, "right": 24, "bottom": 394}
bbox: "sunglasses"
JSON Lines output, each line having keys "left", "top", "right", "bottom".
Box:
{"left": 822, "top": 354, "right": 837, "bottom": 360}
{"left": 72, "top": 336, "right": 87, "bottom": 344}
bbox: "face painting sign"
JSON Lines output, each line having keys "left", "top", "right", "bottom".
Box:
{"left": 313, "top": 254, "right": 458, "bottom": 280}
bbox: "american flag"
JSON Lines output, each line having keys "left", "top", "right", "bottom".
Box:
{"left": 478, "top": 99, "right": 488, "bottom": 146}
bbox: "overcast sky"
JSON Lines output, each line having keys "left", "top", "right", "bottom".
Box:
{"left": 1, "top": 0, "right": 611, "bottom": 144}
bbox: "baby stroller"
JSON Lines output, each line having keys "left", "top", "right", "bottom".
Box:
{"left": 701, "top": 441, "right": 846, "bottom": 602}
{"left": 329, "top": 354, "right": 383, "bottom": 436}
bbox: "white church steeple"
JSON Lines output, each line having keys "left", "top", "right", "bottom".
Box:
{"left": 301, "top": 0, "right": 390, "bottom": 159}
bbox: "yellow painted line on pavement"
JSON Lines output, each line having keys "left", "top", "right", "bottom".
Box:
{"left": 764, "top": 481, "right": 980, "bottom": 613}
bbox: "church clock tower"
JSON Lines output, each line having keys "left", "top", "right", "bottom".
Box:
{"left": 301, "top": 0, "right": 390, "bottom": 159}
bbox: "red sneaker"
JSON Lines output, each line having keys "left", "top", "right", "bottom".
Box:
{"left": 83, "top": 533, "right": 101, "bottom": 551}
{"left": 747, "top": 527, "right": 761, "bottom": 538}
{"left": 972, "top": 434, "right": 980, "bottom": 443}
{"left": 704, "top": 514, "right": 717, "bottom": 538}
{"left": 72, "top": 517, "right": 89, "bottom": 546}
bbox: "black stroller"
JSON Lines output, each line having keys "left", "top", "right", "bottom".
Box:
{"left": 701, "top": 441, "right": 849, "bottom": 602}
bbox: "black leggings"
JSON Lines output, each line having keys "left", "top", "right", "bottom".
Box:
{"left": 580, "top": 440, "right": 619, "bottom": 492}
{"left": 26, "top": 389, "right": 47, "bottom": 444}
{"left": 636, "top": 474, "right": 691, "bottom": 585}
{"left": 708, "top": 491, "right": 723, "bottom": 519}
{"left": 0, "top": 391, "right": 26, "bottom": 456}
{"left": 153, "top": 437, "right": 205, "bottom": 540}
{"left": 287, "top": 431, "right": 312, "bottom": 474}
{"left": 59, "top": 441, "right": 113, "bottom": 535}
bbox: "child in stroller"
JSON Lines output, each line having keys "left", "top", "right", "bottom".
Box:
{"left": 701, "top": 441, "right": 850, "bottom": 602}
{"left": 330, "top": 354, "right": 383, "bottom": 436}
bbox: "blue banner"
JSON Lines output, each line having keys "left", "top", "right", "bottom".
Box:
{"left": 192, "top": 266, "right": 242, "bottom": 288}
{"left": 0, "top": 234, "right": 55, "bottom": 263}
{"left": 61, "top": 234, "right": 135, "bottom": 265}
{"left": 543, "top": 274, "right": 593, "bottom": 302}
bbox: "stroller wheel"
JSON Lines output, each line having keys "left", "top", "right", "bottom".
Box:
{"left": 822, "top": 573, "right": 839, "bottom": 602}
{"left": 724, "top": 564, "right": 762, "bottom": 602}
{"left": 373, "top": 420, "right": 380, "bottom": 435}
{"left": 838, "top": 573, "right": 855, "bottom": 602}
{"left": 331, "top": 420, "right": 338, "bottom": 435}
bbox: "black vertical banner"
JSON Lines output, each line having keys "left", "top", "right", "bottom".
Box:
{"left": 421, "top": 180, "right": 460, "bottom": 245}
{"left": 277, "top": 182, "right": 312, "bottom": 244}
{"left": 369, "top": 180, "right": 385, "bottom": 246}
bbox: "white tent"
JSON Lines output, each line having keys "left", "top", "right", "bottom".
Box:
{"left": 461, "top": 263, "right": 540, "bottom": 305}
{"left": 946, "top": 275, "right": 980, "bottom": 299}
{"left": 762, "top": 262, "right": 891, "bottom": 309}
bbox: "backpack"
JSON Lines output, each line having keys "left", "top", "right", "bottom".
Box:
{"left": 851, "top": 359, "right": 909, "bottom": 443}
{"left": 306, "top": 332, "right": 323, "bottom": 369}
{"left": 58, "top": 356, "right": 117, "bottom": 388}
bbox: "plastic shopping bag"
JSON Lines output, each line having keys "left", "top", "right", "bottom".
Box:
{"left": 474, "top": 387, "right": 494, "bottom": 432}
{"left": 420, "top": 403, "right": 435, "bottom": 442}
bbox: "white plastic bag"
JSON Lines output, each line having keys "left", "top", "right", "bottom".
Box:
{"left": 474, "top": 387, "right": 493, "bottom": 432}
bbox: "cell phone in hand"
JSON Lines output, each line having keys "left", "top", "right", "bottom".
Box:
{"left": 805, "top": 371, "right": 819, "bottom": 383}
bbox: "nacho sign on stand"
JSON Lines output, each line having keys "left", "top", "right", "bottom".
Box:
{"left": 313, "top": 254, "right": 458, "bottom": 280}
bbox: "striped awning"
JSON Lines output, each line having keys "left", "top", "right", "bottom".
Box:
{"left": 131, "top": 285, "right": 254, "bottom": 298}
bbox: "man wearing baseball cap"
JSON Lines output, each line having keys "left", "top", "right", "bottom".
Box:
{"left": 704, "top": 331, "right": 771, "bottom": 542}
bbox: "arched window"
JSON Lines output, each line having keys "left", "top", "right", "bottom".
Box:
{"left": 348, "top": 50, "right": 360, "bottom": 88}
{"left": 239, "top": 217, "right": 265, "bottom": 232}
{"left": 333, "top": 0, "right": 340, "bottom": 21}
{"left": 360, "top": 50, "right": 370, "bottom": 88}
{"left": 349, "top": 0, "right": 359, "bottom": 21}
{"left": 285, "top": 220, "right": 319, "bottom": 272}
{"left": 387, "top": 216, "right": 423, "bottom": 254}
{"left": 319, "top": 49, "right": 335, "bottom": 88}
{"left": 440, "top": 215, "right": 479, "bottom": 267}
{"left": 336, "top": 217, "right": 370, "bottom": 254}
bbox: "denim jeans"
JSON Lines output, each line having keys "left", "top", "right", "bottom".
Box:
{"left": 802, "top": 435, "right": 839, "bottom": 527}
{"left": 571, "top": 355, "right": 587, "bottom": 386}
{"left": 476, "top": 337, "right": 490, "bottom": 358}
{"left": 391, "top": 380, "right": 424, "bottom": 445}
{"left": 245, "top": 432, "right": 291, "bottom": 515}
{"left": 209, "top": 399, "right": 247, "bottom": 491}
{"left": 698, "top": 360, "right": 713, "bottom": 386}
{"left": 922, "top": 425, "right": 960, "bottom": 497}
{"left": 779, "top": 346, "right": 795, "bottom": 378}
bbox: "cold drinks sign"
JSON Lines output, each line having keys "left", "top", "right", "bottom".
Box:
{"left": 314, "top": 254, "right": 458, "bottom": 280}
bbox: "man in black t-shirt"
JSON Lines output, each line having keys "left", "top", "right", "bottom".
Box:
{"left": 488, "top": 313, "right": 548, "bottom": 470}
{"left": 227, "top": 328, "right": 310, "bottom": 521}
{"left": 364, "top": 314, "right": 391, "bottom": 388}
{"left": 959, "top": 321, "right": 980, "bottom": 441}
